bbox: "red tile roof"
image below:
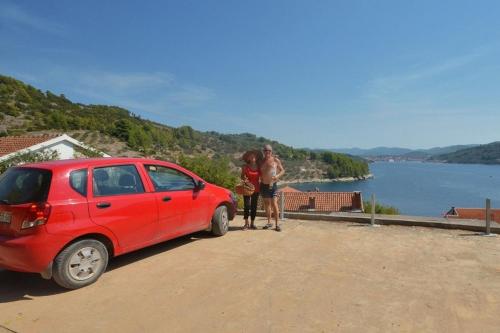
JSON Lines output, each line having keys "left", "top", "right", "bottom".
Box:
{"left": 278, "top": 186, "right": 301, "bottom": 193}
{"left": 259, "top": 191, "right": 363, "bottom": 212}
{"left": 0, "top": 134, "right": 61, "bottom": 157}
{"left": 445, "top": 207, "right": 500, "bottom": 223}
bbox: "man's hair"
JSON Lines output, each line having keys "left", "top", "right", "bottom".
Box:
{"left": 263, "top": 144, "right": 272, "bottom": 151}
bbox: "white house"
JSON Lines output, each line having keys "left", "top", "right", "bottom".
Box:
{"left": 0, "top": 133, "right": 110, "bottom": 162}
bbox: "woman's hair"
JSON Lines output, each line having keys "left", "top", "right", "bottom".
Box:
{"left": 242, "top": 150, "right": 264, "bottom": 166}
{"left": 243, "top": 151, "right": 256, "bottom": 164}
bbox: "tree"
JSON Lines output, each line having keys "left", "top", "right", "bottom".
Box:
{"left": 178, "top": 155, "right": 238, "bottom": 190}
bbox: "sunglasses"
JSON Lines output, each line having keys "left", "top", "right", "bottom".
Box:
{"left": 263, "top": 149, "right": 272, "bottom": 152}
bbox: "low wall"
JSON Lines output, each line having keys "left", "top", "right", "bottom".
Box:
{"left": 237, "top": 210, "right": 500, "bottom": 234}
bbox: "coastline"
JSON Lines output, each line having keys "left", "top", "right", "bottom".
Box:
{"left": 280, "top": 173, "right": 373, "bottom": 185}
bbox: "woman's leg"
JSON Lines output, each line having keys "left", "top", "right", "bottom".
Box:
{"left": 243, "top": 195, "right": 251, "bottom": 228}
{"left": 250, "top": 192, "right": 259, "bottom": 228}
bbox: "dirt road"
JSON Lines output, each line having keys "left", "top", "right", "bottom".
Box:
{"left": 1, "top": 218, "right": 500, "bottom": 332}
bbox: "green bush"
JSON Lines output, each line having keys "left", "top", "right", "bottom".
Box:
{"left": 363, "top": 201, "right": 400, "bottom": 215}
{"left": 0, "top": 150, "right": 59, "bottom": 174}
{"left": 177, "top": 154, "right": 238, "bottom": 190}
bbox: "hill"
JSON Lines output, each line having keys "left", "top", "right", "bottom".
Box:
{"left": 329, "top": 145, "right": 479, "bottom": 161}
{"left": 329, "top": 147, "right": 413, "bottom": 157}
{"left": 430, "top": 142, "right": 500, "bottom": 164}
{"left": 0, "top": 75, "right": 369, "bottom": 184}
{"left": 401, "top": 145, "right": 478, "bottom": 160}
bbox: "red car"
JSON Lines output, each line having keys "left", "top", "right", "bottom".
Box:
{"left": 0, "top": 158, "right": 236, "bottom": 289}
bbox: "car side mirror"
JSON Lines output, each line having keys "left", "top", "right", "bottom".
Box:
{"left": 195, "top": 180, "right": 206, "bottom": 191}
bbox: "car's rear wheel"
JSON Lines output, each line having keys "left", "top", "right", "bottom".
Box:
{"left": 211, "top": 205, "right": 229, "bottom": 236}
{"left": 53, "top": 239, "right": 109, "bottom": 289}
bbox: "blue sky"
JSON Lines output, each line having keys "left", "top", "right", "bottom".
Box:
{"left": 1, "top": 0, "right": 500, "bottom": 149}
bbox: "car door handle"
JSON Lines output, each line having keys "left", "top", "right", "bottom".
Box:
{"left": 162, "top": 196, "right": 172, "bottom": 202}
{"left": 96, "top": 202, "right": 111, "bottom": 209}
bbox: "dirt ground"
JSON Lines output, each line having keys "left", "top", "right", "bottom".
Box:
{"left": 1, "top": 218, "right": 500, "bottom": 333}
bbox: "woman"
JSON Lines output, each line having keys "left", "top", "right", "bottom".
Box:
{"left": 241, "top": 150, "right": 261, "bottom": 230}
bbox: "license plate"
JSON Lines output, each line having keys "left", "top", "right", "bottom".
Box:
{"left": 0, "top": 212, "right": 11, "bottom": 224}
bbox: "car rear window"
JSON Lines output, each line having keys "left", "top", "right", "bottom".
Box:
{"left": 70, "top": 169, "right": 87, "bottom": 196}
{"left": 0, "top": 167, "right": 52, "bottom": 205}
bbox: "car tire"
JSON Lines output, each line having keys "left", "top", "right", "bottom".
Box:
{"left": 211, "top": 205, "right": 229, "bottom": 236}
{"left": 52, "top": 239, "right": 109, "bottom": 289}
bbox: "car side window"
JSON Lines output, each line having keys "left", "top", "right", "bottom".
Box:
{"left": 145, "top": 165, "right": 195, "bottom": 191}
{"left": 93, "top": 165, "right": 145, "bottom": 196}
{"left": 70, "top": 169, "right": 87, "bottom": 196}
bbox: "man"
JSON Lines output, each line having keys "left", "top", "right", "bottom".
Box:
{"left": 260, "top": 144, "right": 285, "bottom": 231}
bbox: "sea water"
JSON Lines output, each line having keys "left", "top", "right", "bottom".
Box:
{"left": 292, "top": 161, "right": 500, "bottom": 217}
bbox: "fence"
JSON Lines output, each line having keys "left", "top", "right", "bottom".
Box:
{"left": 251, "top": 190, "right": 499, "bottom": 235}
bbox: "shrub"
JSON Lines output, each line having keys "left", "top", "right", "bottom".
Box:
{"left": 177, "top": 154, "right": 238, "bottom": 190}
{"left": 363, "top": 201, "right": 400, "bottom": 215}
{"left": 0, "top": 150, "right": 59, "bottom": 174}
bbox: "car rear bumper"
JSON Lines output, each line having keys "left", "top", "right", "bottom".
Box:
{"left": 0, "top": 231, "right": 70, "bottom": 273}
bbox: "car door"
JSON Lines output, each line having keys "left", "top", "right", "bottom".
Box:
{"left": 143, "top": 164, "right": 207, "bottom": 237}
{"left": 88, "top": 164, "right": 158, "bottom": 252}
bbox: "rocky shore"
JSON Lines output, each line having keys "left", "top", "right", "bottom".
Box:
{"left": 281, "top": 173, "right": 373, "bottom": 185}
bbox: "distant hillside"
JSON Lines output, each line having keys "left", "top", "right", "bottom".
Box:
{"left": 0, "top": 74, "right": 369, "bottom": 182}
{"left": 402, "top": 145, "right": 478, "bottom": 159}
{"left": 330, "top": 147, "right": 413, "bottom": 157}
{"left": 330, "top": 145, "right": 479, "bottom": 160}
{"left": 431, "top": 142, "right": 500, "bottom": 164}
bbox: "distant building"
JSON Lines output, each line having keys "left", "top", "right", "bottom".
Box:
{"left": 0, "top": 133, "right": 110, "bottom": 162}
{"left": 258, "top": 186, "right": 363, "bottom": 213}
{"left": 445, "top": 207, "right": 500, "bottom": 223}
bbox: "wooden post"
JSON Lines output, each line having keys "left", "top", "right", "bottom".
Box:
{"left": 483, "top": 198, "right": 496, "bottom": 237}
{"left": 486, "top": 198, "right": 491, "bottom": 235}
{"left": 371, "top": 194, "right": 376, "bottom": 226}
{"left": 280, "top": 193, "right": 285, "bottom": 220}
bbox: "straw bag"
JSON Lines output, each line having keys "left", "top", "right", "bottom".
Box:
{"left": 235, "top": 180, "right": 255, "bottom": 196}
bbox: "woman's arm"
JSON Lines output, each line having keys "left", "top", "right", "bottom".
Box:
{"left": 241, "top": 165, "right": 247, "bottom": 180}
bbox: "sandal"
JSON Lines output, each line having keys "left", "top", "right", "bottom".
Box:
{"left": 263, "top": 223, "right": 273, "bottom": 230}
{"left": 242, "top": 224, "right": 249, "bottom": 230}
{"left": 275, "top": 225, "right": 282, "bottom": 232}
{"left": 250, "top": 223, "right": 257, "bottom": 230}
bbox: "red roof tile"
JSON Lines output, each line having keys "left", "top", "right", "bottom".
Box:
{"left": 258, "top": 191, "right": 363, "bottom": 212}
{"left": 446, "top": 208, "right": 500, "bottom": 223}
{"left": 278, "top": 186, "right": 301, "bottom": 193}
{"left": 0, "top": 134, "right": 61, "bottom": 157}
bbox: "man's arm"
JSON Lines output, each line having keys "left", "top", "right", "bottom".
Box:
{"left": 274, "top": 158, "right": 285, "bottom": 180}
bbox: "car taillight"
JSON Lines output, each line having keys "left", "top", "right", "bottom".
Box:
{"left": 21, "top": 202, "right": 51, "bottom": 229}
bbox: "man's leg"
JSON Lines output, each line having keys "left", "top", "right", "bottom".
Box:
{"left": 264, "top": 198, "right": 272, "bottom": 227}
{"left": 271, "top": 197, "right": 280, "bottom": 229}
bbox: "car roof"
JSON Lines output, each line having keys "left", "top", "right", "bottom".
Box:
{"left": 20, "top": 157, "right": 181, "bottom": 172}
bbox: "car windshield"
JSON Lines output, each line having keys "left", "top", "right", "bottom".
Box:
{"left": 0, "top": 167, "right": 52, "bottom": 205}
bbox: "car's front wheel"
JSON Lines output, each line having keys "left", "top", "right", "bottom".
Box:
{"left": 52, "top": 239, "right": 109, "bottom": 289}
{"left": 211, "top": 205, "right": 229, "bottom": 236}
